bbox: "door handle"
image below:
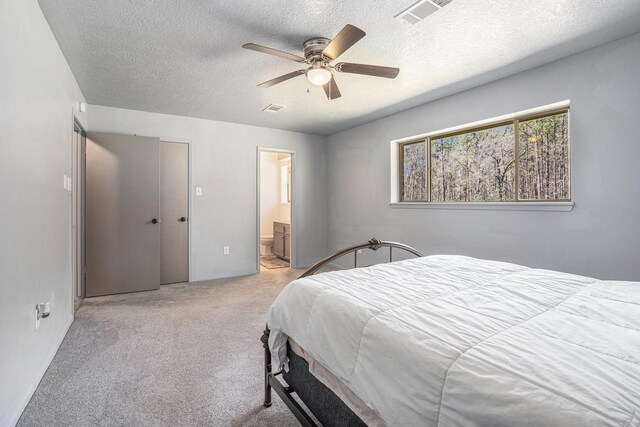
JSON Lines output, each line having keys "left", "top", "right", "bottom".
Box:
{"left": 151, "top": 218, "right": 158, "bottom": 224}
{"left": 180, "top": 217, "right": 187, "bottom": 222}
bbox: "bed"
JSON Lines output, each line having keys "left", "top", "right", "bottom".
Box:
{"left": 261, "top": 238, "right": 640, "bottom": 426}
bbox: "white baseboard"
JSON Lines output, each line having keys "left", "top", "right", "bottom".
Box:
{"left": 6, "top": 315, "right": 74, "bottom": 427}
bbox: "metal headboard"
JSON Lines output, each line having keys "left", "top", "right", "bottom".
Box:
{"left": 299, "top": 237, "right": 424, "bottom": 278}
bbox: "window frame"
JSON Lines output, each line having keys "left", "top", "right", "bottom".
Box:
{"left": 397, "top": 107, "right": 571, "bottom": 205}
{"left": 399, "top": 139, "right": 429, "bottom": 203}
{"left": 514, "top": 109, "right": 571, "bottom": 203}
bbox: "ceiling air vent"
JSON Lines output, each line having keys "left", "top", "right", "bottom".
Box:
{"left": 263, "top": 103, "right": 286, "bottom": 113}
{"left": 395, "top": 0, "right": 452, "bottom": 24}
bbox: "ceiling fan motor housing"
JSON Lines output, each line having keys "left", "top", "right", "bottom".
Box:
{"left": 303, "top": 37, "right": 332, "bottom": 62}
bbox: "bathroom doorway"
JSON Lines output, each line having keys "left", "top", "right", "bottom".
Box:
{"left": 257, "top": 149, "right": 294, "bottom": 271}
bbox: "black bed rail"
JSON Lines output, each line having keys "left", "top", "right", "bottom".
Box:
{"left": 299, "top": 237, "right": 424, "bottom": 278}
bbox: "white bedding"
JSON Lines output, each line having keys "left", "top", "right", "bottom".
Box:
{"left": 267, "top": 255, "right": 640, "bottom": 426}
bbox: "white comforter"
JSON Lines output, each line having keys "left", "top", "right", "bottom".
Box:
{"left": 267, "top": 255, "right": 640, "bottom": 426}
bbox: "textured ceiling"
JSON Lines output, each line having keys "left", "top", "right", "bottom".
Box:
{"left": 38, "top": 0, "right": 640, "bottom": 135}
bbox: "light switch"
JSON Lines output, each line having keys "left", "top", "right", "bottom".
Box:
{"left": 195, "top": 187, "right": 203, "bottom": 196}
{"left": 63, "top": 175, "right": 68, "bottom": 190}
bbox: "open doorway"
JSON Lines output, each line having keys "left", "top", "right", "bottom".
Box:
{"left": 258, "top": 149, "right": 293, "bottom": 271}
{"left": 72, "top": 120, "right": 86, "bottom": 312}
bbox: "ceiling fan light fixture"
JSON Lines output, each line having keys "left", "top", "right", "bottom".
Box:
{"left": 306, "top": 63, "right": 332, "bottom": 86}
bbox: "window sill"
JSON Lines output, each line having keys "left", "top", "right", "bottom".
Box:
{"left": 389, "top": 201, "right": 574, "bottom": 212}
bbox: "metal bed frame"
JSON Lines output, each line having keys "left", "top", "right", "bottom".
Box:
{"left": 261, "top": 238, "right": 424, "bottom": 426}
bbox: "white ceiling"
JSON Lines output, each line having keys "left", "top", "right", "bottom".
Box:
{"left": 38, "top": 0, "right": 640, "bottom": 135}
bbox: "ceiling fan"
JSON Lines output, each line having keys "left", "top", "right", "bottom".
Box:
{"left": 242, "top": 24, "right": 400, "bottom": 100}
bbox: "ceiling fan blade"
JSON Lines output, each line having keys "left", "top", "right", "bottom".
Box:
{"left": 322, "top": 24, "right": 366, "bottom": 60}
{"left": 243, "top": 43, "right": 306, "bottom": 63}
{"left": 257, "top": 70, "right": 305, "bottom": 88}
{"left": 322, "top": 76, "right": 342, "bottom": 100}
{"left": 335, "top": 62, "right": 400, "bottom": 79}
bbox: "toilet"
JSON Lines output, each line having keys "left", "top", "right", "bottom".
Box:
{"left": 260, "top": 235, "right": 273, "bottom": 256}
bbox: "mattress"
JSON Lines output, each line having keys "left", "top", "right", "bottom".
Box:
{"left": 289, "top": 339, "right": 385, "bottom": 426}
{"left": 267, "top": 255, "right": 640, "bottom": 426}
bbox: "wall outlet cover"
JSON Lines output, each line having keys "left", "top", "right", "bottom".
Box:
{"left": 223, "top": 246, "right": 230, "bottom": 255}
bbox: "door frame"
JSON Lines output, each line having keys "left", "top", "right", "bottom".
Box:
{"left": 256, "top": 147, "right": 296, "bottom": 271}
{"left": 160, "top": 137, "right": 192, "bottom": 282}
{"left": 71, "top": 118, "right": 86, "bottom": 313}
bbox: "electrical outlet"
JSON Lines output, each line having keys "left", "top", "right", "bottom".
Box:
{"left": 195, "top": 187, "right": 203, "bottom": 196}
{"left": 35, "top": 301, "right": 51, "bottom": 330}
{"left": 223, "top": 246, "right": 230, "bottom": 255}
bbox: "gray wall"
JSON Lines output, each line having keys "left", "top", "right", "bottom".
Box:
{"left": 327, "top": 32, "right": 640, "bottom": 281}
{"left": 87, "top": 105, "right": 328, "bottom": 281}
{"left": 0, "top": 0, "right": 87, "bottom": 424}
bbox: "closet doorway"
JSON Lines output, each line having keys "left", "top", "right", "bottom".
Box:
{"left": 85, "top": 133, "right": 189, "bottom": 297}
{"left": 257, "top": 148, "right": 294, "bottom": 271}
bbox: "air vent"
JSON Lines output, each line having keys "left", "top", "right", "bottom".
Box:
{"left": 263, "top": 103, "right": 286, "bottom": 113}
{"left": 431, "top": 0, "right": 452, "bottom": 6}
{"left": 395, "top": 0, "right": 451, "bottom": 24}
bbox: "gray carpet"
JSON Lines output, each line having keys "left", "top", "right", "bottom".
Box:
{"left": 18, "top": 268, "right": 302, "bottom": 427}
